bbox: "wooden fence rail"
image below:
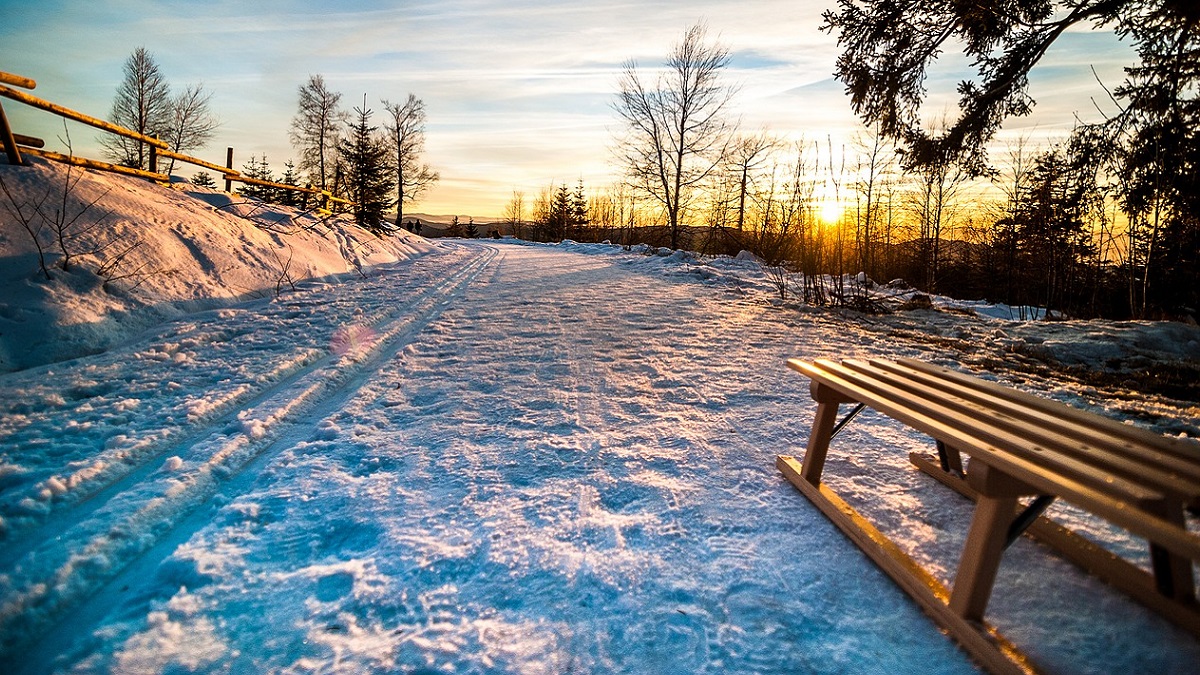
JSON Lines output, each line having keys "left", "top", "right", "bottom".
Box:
{"left": 20, "top": 146, "right": 169, "bottom": 181}
{"left": 0, "top": 82, "right": 168, "bottom": 152}
{"left": 0, "top": 69, "right": 352, "bottom": 209}
{"left": 0, "top": 72, "right": 37, "bottom": 90}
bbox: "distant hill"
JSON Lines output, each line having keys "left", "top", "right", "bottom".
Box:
{"left": 391, "top": 213, "right": 510, "bottom": 238}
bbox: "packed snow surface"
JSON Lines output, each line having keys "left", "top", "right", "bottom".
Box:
{"left": 1, "top": 163, "right": 1199, "bottom": 674}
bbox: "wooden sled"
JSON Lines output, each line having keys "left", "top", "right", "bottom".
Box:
{"left": 778, "top": 357, "right": 1200, "bottom": 675}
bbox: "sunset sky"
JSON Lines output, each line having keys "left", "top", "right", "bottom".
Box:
{"left": 3, "top": 0, "right": 1135, "bottom": 218}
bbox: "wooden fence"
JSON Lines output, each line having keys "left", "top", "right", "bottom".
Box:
{"left": 0, "top": 70, "right": 351, "bottom": 209}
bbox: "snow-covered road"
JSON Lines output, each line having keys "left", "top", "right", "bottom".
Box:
{"left": 2, "top": 241, "right": 1197, "bottom": 673}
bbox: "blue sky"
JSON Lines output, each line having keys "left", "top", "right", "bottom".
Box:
{"left": 2, "top": 1, "right": 1134, "bottom": 217}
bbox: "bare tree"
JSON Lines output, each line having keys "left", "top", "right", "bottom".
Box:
{"left": 849, "top": 123, "right": 896, "bottom": 278}
{"left": 907, "top": 157, "right": 967, "bottom": 293}
{"left": 382, "top": 94, "right": 440, "bottom": 225}
{"left": 2, "top": 125, "right": 156, "bottom": 285}
{"left": 163, "top": 83, "right": 219, "bottom": 176}
{"left": 503, "top": 190, "right": 525, "bottom": 239}
{"left": 726, "top": 130, "right": 778, "bottom": 232}
{"left": 102, "top": 47, "right": 172, "bottom": 169}
{"left": 614, "top": 22, "right": 737, "bottom": 249}
{"left": 289, "top": 75, "right": 345, "bottom": 192}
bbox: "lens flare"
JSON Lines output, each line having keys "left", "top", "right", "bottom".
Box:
{"left": 330, "top": 324, "right": 377, "bottom": 357}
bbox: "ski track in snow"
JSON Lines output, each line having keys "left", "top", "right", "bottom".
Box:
{"left": 1, "top": 241, "right": 1198, "bottom": 674}
{"left": 0, "top": 245, "right": 494, "bottom": 667}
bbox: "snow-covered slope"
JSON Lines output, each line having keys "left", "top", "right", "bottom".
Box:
{"left": 0, "top": 158, "right": 435, "bottom": 373}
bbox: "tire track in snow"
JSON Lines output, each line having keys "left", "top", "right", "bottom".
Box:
{"left": 0, "top": 245, "right": 497, "bottom": 667}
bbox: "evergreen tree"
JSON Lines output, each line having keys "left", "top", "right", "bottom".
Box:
{"left": 237, "top": 155, "right": 278, "bottom": 203}
{"left": 823, "top": 0, "right": 1200, "bottom": 314}
{"left": 465, "top": 218, "right": 478, "bottom": 238}
{"left": 570, "top": 180, "right": 589, "bottom": 238}
{"left": 340, "top": 99, "right": 395, "bottom": 233}
{"left": 278, "top": 160, "right": 307, "bottom": 209}
{"left": 191, "top": 171, "right": 217, "bottom": 189}
{"left": 1003, "top": 146, "right": 1099, "bottom": 315}
{"left": 534, "top": 184, "right": 573, "bottom": 241}
{"left": 447, "top": 215, "right": 465, "bottom": 237}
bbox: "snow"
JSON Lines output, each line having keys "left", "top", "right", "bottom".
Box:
{"left": 0, "top": 158, "right": 434, "bottom": 373}
{"left": 1, "top": 160, "right": 1199, "bottom": 673}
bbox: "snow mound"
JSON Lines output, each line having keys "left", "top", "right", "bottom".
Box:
{"left": 0, "top": 158, "right": 435, "bottom": 372}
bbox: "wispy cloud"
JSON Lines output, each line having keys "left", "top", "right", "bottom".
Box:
{"left": 0, "top": 0, "right": 1135, "bottom": 216}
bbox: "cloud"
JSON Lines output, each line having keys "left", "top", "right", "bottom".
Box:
{"left": 0, "top": 0, "right": 1138, "bottom": 215}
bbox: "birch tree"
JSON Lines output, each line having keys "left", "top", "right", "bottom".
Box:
{"left": 382, "top": 94, "right": 439, "bottom": 225}
{"left": 163, "top": 83, "right": 219, "bottom": 175}
{"left": 289, "top": 75, "right": 345, "bottom": 192}
{"left": 102, "top": 47, "right": 172, "bottom": 169}
{"left": 614, "top": 22, "right": 737, "bottom": 249}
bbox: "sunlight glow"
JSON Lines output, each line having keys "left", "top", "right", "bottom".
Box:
{"left": 819, "top": 200, "right": 843, "bottom": 225}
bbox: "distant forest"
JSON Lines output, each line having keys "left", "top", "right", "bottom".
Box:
{"left": 512, "top": 133, "right": 1166, "bottom": 322}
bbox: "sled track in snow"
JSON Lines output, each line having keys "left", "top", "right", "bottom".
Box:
{"left": 0, "top": 245, "right": 498, "bottom": 670}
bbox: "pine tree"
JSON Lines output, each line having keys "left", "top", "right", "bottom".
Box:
{"left": 447, "top": 216, "right": 465, "bottom": 237}
{"left": 237, "top": 155, "right": 278, "bottom": 203}
{"left": 278, "top": 160, "right": 307, "bottom": 208}
{"left": 191, "top": 171, "right": 217, "bottom": 189}
{"left": 466, "top": 218, "right": 478, "bottom": 238}
{"left": 340, "top": 99, "right": 395, "bottom": 233}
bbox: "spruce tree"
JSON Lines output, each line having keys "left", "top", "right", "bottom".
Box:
{"left": 237, "top": 155, "right": 277, "bottom": 203}
{"left": 550, "top": 184, "right": 571, "bottom": 240}
{"left": 191, "top": 171, "right": 217, "bottom": 189}
{"left": 340, "top": 100, "right": 395, "bottom": 234}
{"left": 571, "top": 180, "right": 589, "bottom": 238}
{"left": 279, "top": 160, "right": 307, "bottom": 208}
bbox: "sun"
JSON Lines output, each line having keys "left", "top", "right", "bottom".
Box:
{"left": 819, "top": 199, "right": 843, "bottom": 225}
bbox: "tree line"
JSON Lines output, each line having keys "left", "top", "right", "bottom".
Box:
{"left": 102, "top": 48, "right": 437, "bottom": 235}
{"left": 510, "top": 12, "right": 1196, "bottom": 321}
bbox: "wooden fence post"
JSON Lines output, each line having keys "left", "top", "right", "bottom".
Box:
{"left": 0, "top": 100, "right": 22, "bottom": 165}
{"left": 149, "top": 136, "right": 158, "bottom": 174}
{"left": 224, "top": 147, "right": 233, "bottom": 192}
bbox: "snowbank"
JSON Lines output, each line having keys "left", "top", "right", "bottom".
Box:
{"left": 0, "top": 158, "right": 435, "bottom": 372}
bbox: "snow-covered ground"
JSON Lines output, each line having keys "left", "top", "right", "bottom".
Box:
{"left": 1, "top": 162, "right": 1199, "bottom": 673}
{"left": 0, "top": 158, "right": 434, "bottom": 373}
